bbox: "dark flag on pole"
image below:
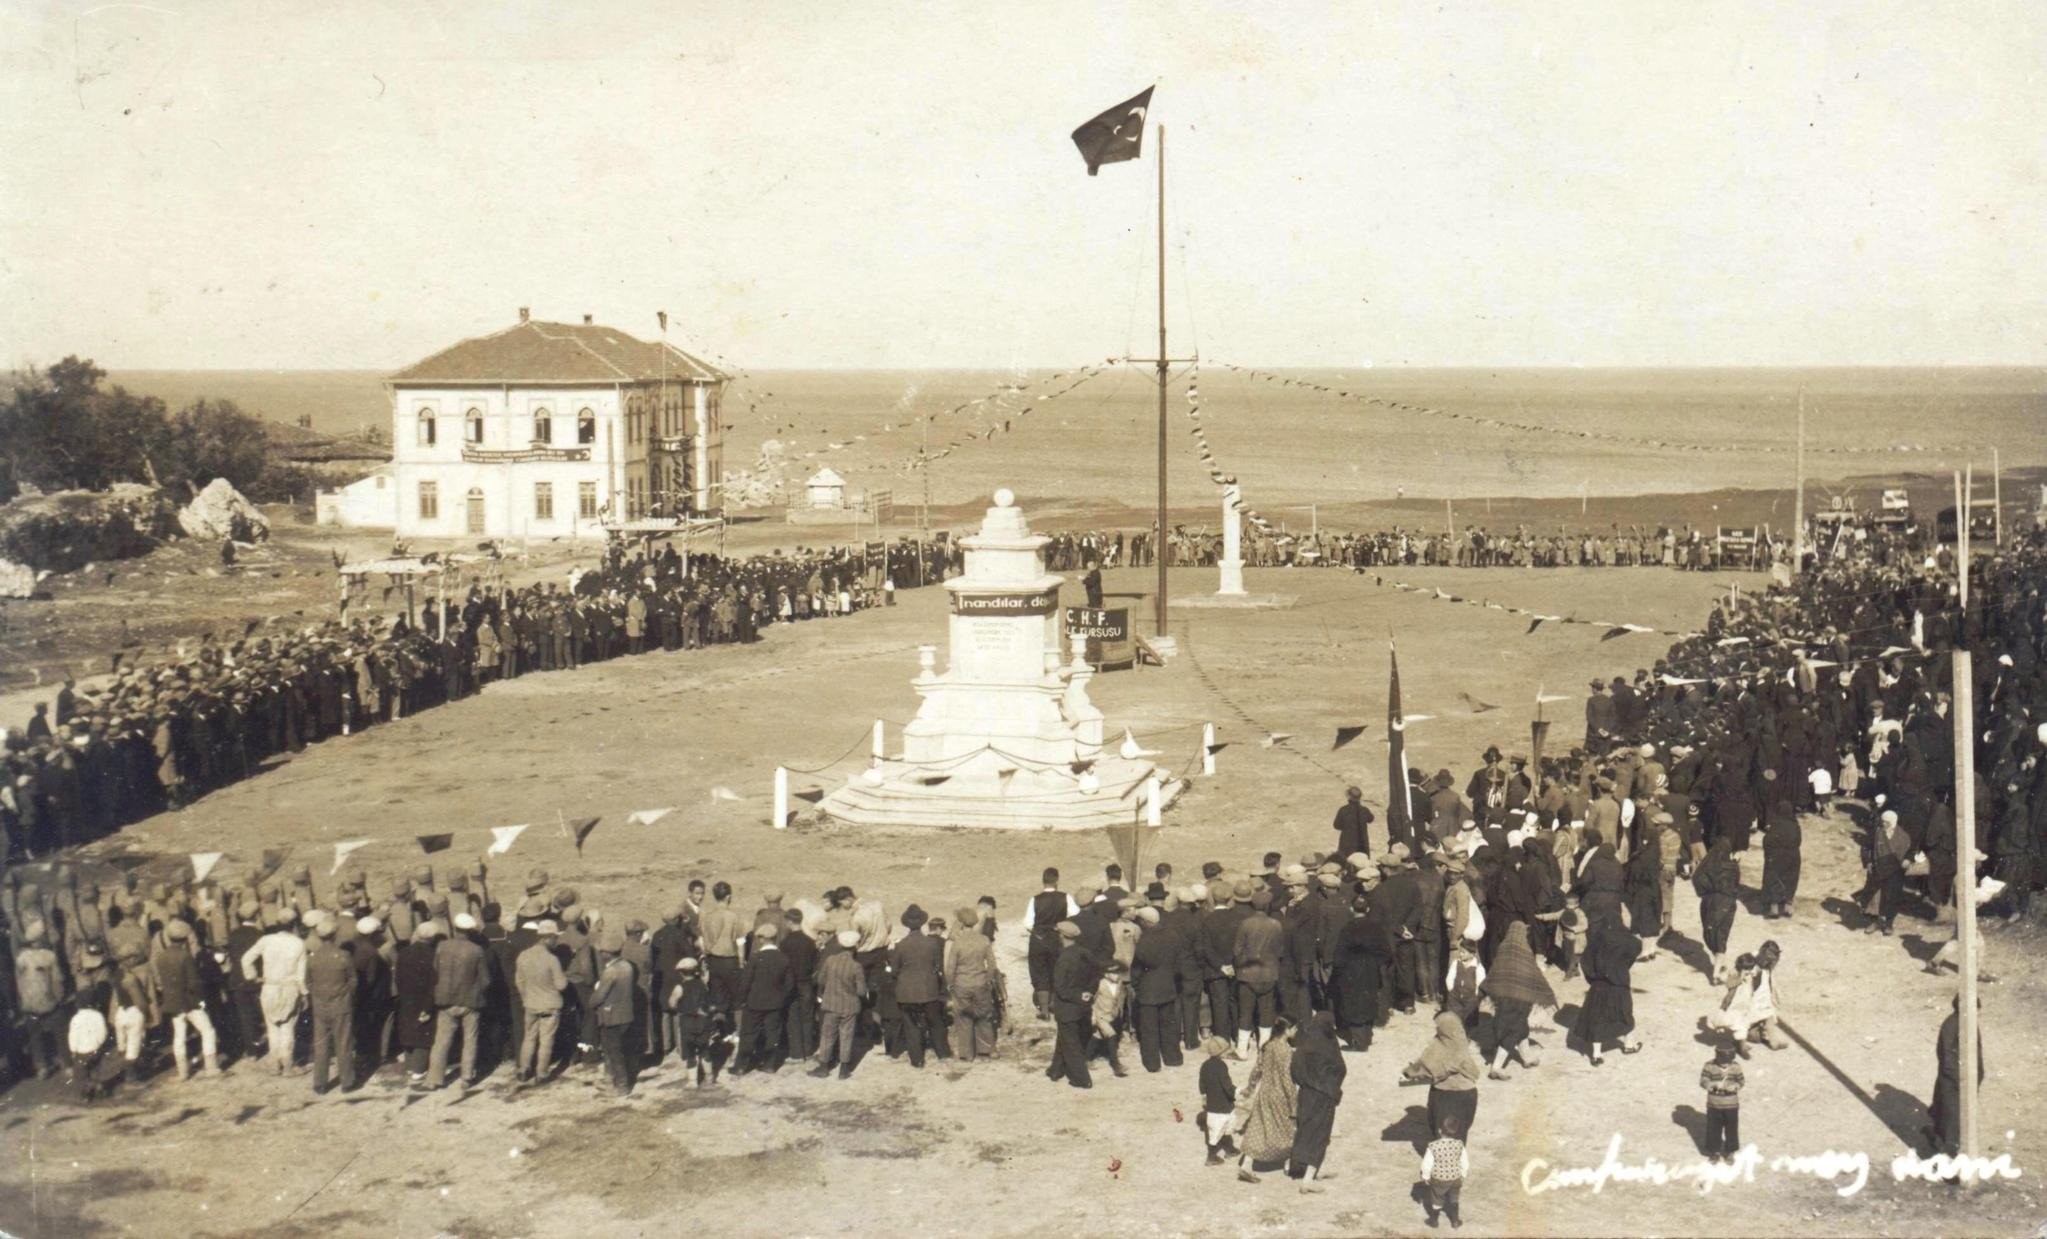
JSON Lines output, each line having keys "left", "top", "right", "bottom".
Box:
{"left": 1071, "top": 86, "right": 1154, "bottom": 175}
{"left": 565, "top": 817, "right": 601, "bottom": 854}
{"left": 1386, "top": 641, "right": 1412, "bottom": 841}
{"left": 416, "top": 833, "right": 455, "bottom": 855}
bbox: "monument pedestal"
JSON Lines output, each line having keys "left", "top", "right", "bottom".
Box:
{"left": 1216, "top": 482, "right": 1247, "bottom": 596}
{"left": 821, "top": 489, "right": 1181, "bottom": 831}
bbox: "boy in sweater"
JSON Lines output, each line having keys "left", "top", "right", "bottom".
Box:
{"left": 1420, "top": 1112, "right": 1469, "bottom": 1229}
{"left": 1197, "top": 1035, "right": 1238, "bottom": 1164}
{"left": 1700, "top": 1042, "right": 1745, "bottom": 1162}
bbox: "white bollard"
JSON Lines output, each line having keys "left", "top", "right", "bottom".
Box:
{"left": 872, "top": 719, "right": 885, "bottom": 767}
{"left": 1202, "top": 723, "right": 1217, "bottom": 776}
{"left": 773, "top": 766, "right": 789, "bottom": 830}
{"left": 1145, "top": 774, "right": 1163, "bottom": 827}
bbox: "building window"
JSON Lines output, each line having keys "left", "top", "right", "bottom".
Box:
{"left": 416, "top": 408, "right": 436, "bottom": 446}
{"left": 465, "top": 407, "right": 484, "bottom": 445}
{"left": 418, "top": 481, "right": 439, "bottom": 521}
{"left": 534, "top": 481, "right": 553, "bottom": 521}
{"left": 533, "top": 408, "right": 552, "bottom": 444}
{"left": 578, "top": 480, "right": 598, "bottom": 520}
{"left": 578, "top": 407, "right": 596, "bottom": 445}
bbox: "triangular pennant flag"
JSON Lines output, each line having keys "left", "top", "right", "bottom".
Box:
{"left": 793, "top": 788, "right": 826, "bottom": 804}
{"left": 417, "top": 833, "right": 455, "bottom": 854}
{"left": 1456, "top": 692, "right": 1500, "bottom": 714}
{"left": 260, "top": 847, "right": 288, "bottom": 878}
{"left": 1401, "top": 713, "right": 1434, "bottom": 725}
{"left": 331, "top": 839, "right": 370, "bottom": 875}
{"left": 1600, "top": 626, "right": 1634, "bottom": 641}
{"left": 566, "top": 817, "right": 600, "bottom": 854}
{"left": 1118, "top": 728, "right": 1159, "bottom": 760}
{"left": 709, "top": 786, "right": 744, "bottom": 803}
{"left": 106, "top": 853, "right": 155, "bottom": 873}
{"left": 628, "top": 807, "right": 674, "bottom": 827}
{"left": 1331, "top": 725, "right": 1368, "bottom": 751}
{"left": 1263, "top": 732, "right": 1294, "bottom": 748}
{"left": 1535, "top": 691, "right": 1572, "bottom": 704}
{"left": 486, "top": 824, "right": 529, "bottom": 855}
{"left": 1205, "top": 743, "right": 1229, "bottom": 756}
{"left": 189, "top": 852, "right": 224, "bottom": 884}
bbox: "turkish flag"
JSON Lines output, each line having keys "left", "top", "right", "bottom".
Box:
{"left": 1072, "top": 86, "right": 1153, "bottom": 175}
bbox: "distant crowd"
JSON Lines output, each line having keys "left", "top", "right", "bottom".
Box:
{"left": 0, "top": 536, "right": 958, "bottom": 860}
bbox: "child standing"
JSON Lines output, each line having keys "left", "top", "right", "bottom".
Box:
{"left": 1420, "top": 1113, "right": 1469, "bottom": 1229}
{"left": 667, "top": 958, "right": 718, "bottom": 1087}
{"left": 1197, "top": 1035, "right": 1238, "bottom": 1165}
{"left": 1700, "top": 1042, "right": 1744, "bottom": 1162}
{"left": 1557, "top": 893, "right": 1589, "bottom": 979}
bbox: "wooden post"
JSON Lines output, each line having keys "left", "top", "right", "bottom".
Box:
{"left": 1992, "top": 447, "right": 2003, "bottom": 548}
{"left": 1202, "top": 722, "right": 1217, "bottom": 777}
{"left": 871, "top": 719, "right": 885, "bottom": 767}
{"left": 1955, "top": 470, "right": 1969, "bottom": 612}
{"left": 773, "top": 767, "right": 789, "bottom": 830}
{"left": 1953, "top": 646, "right": 1979, "bottom": 1161}
{"left": 1792, "top": 391, "right": 1806, "bottom": 575}
{"left": 1145, "top": 774, "right": 1163, "bottom": 827}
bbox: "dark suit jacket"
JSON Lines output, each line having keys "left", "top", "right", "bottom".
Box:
{"left": 739, "top": 945, "right": 794, "bottom": 1012}
{"left": 890, "top": 932, "right": 945, "bottom": 1004}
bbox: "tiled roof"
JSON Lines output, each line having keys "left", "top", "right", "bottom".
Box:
{"left": 389, "top": 319, "right": 727, "bottom": 385}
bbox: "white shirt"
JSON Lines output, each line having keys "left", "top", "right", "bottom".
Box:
{"left": 1021, "top": 890, "right": 1081, "bottom": 930}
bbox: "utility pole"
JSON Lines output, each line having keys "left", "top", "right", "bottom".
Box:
{"left": 1793, "top": 391, "right": 1806, "bottom": 575}
{"left": 919, "top": 415, "right": 931, "bottom": 539}
{"left": 1957, "top": 469, "right": 1971, "bottom": 611}
{"left": 1155, "top": 125, "right": 1169, "bottom": 639}
{"left": 1993, "top": 446, "right": 2003, "bottom": 547}
{"left": 1953, "top": 550, "right": 1980, "bottom": 1161}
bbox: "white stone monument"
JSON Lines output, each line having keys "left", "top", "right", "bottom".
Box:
{"left": 820, "top": 488, "right": 1181, "bottom": 830}
{"left": 1216, "top": 481, "right": 1247, "bottom": 596}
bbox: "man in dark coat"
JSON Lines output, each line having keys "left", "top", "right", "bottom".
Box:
{"left": 778, "top": 908, "right": 819, "bottom": 1063}
{"left": 1332, "top": 787, "right": 1375, "bottom": 860}
{"left": 735, "top": 921, "right": 793, "bottom": 1075}
{"left": 1197, "top": 884, "right": 1252, "bottom": 1049}
{"left": 889, "top": 906, "right": 951, "bottom": 1068}
{"left": 1130, "top": 906, "right": 1184, "bottom": 1072}
{"left": 1046, "top": 923, "right": 1098, "bottom": 1089}
{"left": 305, "top": 918, "right": 358, "bottom": 1094}
{"left": 1373, "top": 849, "right": 1424, "bottom": 1015}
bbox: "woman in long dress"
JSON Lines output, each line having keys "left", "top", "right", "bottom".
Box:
{"left": 1624, "top": 827, "right": 1663, "bottom": 960}
{"left": 1230, "top": 1016, "right": 1297, "bottom": 1183}
{"left": 1479, "top": 921, "right": 1557, "bottom": 1079}
{"left": 1402, "top": 1011, "right": 1482, "bottom": 1141}
{"left": 1577, "top": 911, "right": 1644, "bottom": 1066}
{"left": 1288, "top": 1013, "right": 1347, "bottom": 1192}
{"left": 1692, "top": 838, "right": 1742, "bottom": 982}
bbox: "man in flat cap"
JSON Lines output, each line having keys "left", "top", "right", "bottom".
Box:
{"left": 1046, "top": 922, "right": 1098, "bottom": 1089}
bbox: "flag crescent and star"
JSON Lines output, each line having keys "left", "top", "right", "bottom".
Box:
{"left": 1072, "top": 85, "right": 1154, "bottom": 175}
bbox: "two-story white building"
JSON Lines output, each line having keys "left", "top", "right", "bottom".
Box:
{"left": 384, "top": 311, "right": 727, "bottom": 540}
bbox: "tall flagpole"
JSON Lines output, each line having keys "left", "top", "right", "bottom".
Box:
{"left": 1155, "top": 124, "right": 1169, "bottom": 639}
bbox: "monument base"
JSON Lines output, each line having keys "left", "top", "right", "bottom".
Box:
{"left": 1217, "top": 558, "right": 1247, "bottom": 596}
{"left": 820, "top": 751, "right": 1181, "bottom": 831}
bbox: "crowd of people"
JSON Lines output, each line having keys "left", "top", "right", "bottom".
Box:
{"left": 0, "top": 535, "right": 956, "bottom": 860}
{"left": 0, "top": 512, "right": 2029, "bottom": 1221}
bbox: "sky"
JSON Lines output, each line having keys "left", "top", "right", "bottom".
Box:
{"left": 1, "top": 0, "right": 2043, "bottom": 371}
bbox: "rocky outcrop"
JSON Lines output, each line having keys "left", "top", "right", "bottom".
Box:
{"left": 178, "top": 478, "right": 270, "bottom": 542}
{"left": 0, "top": 484, "right": 179, "bottom": 575}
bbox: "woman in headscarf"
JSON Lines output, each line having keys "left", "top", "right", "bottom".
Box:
{"left": 1863, "top": 808, "right": 1914, "bottom": 935}
{"left": 1760, "top": 802, "right": 1803, "bottom": 919}
{"left": 1288, "top": 1012, "right": 1347, "bottom": 1193}
{"left": 1577, "top": 910, "right": 1643, "bottom": 1066}
{"left": 1330, "top": 893, "right": 1388, "bottom": 1051}
{"left": 1480, "top": 921, "right": 1557, "bottom": 1079}
{"left": 1624, "top": 824, "right": 1663, "bottom": 960}
{"left": 1692, "top": 838, "right": 1742, "bottom": 983}
{"left": 1517, "top": 836, "right": 1562, "bottom": 962}
{"left": 1402, "top": 1010, "right": 1482, "bottom": 1140}
{"left": 1230, "top": 1015, "right": 1297, "bottom": 1183}
{"left": 1576, "top": 841, "right": 1625, "bottom": 927}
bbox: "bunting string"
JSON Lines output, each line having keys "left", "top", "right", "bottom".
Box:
{"left": 1212, "top": 363, "right": 1984, "bottom": 457}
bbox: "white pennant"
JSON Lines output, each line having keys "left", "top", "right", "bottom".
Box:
{"left": 628, "top": 807, "right": 674, "bottom": 827}
{"left": 710, "top": 786, "right": 744, "bottom": 803}
{"left": 486, "top": 824, "right": 529, "bottom": 856}
{"left": 190, "top": 852, "right": 224, "bottom": 884}
{"left": 331, "top": 839, "right": 370, "bottom": 875}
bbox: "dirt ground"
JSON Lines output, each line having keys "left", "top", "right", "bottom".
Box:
{"left": 0, "top": 549, "right": 2039, "bottom": 1237}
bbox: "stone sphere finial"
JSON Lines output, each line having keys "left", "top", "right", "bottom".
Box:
{"left": 993, "top": 488, "right": 1015, "bottom": 509}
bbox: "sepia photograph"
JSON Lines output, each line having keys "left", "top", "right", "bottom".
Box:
{"left": 0, "top": 2, "right": 2042, "bottom": 1235}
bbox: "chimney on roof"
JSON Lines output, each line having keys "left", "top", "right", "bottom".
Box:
{"left": 518, "top": 307, "right": 530, "bottom": 322}
{"left": 582, "top": 313, "right": 593, "bottom": 325}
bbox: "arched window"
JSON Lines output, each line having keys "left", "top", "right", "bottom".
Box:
{"left": 577, "top": 407, "right": 597, "bottom": 445}
{"left": 532, "top": 407, "right": 552, "bottom": 444}
{"left": 464, "top": 407, "right": 484, "bottom": 445}
{"left": 416, "top": 407, "right": 436, "bottom": 446}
